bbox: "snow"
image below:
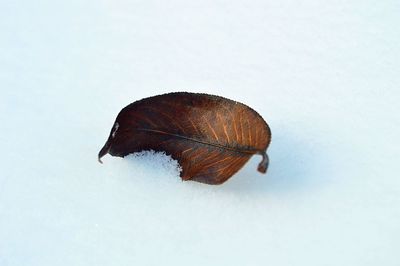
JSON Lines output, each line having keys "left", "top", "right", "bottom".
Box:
{"left": 111, "top": 122, "right": 119, "bottom": 139}
{"left": 1, "top": 0, "right": 399, "bottom": 265}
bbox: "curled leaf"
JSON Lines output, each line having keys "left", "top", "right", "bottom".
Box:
{"left": 98, "top": 92, "right": 271, "bottom": 185}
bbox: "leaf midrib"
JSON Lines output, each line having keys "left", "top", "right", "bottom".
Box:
{"left": 136, "top": 128, "right": 260, "bottom": 155}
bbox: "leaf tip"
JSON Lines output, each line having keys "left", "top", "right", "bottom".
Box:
{"left": 98, "top": 140, "right": 111, "bottom": 164}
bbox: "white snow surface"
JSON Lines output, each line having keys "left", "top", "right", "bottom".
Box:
{"left": 1, "top": 0, "right": 400, "bottom": 265}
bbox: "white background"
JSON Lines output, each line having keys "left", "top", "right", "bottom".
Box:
{"left": 1, "top": 0, "right": 399, "bottom": 265}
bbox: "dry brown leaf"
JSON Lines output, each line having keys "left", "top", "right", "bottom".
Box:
{"left": 98, "top": 92, "right": 271, "bottom": 184}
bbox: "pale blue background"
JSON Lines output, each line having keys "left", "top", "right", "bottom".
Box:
{"left": 1, "top": 0, "right": 399, "bottom": 265}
